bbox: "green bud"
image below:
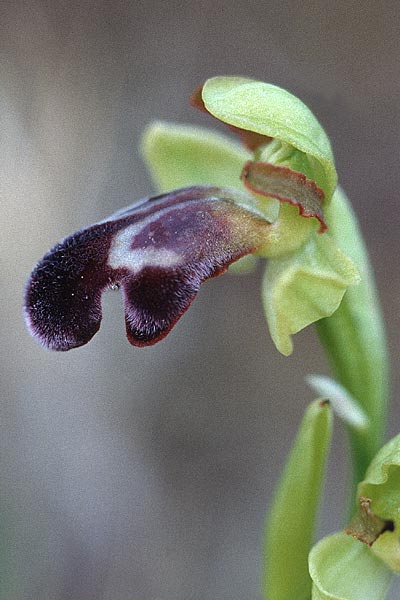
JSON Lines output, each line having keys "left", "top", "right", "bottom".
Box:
{"left": 346, "top": 432, "right": 400, "bottom": 572}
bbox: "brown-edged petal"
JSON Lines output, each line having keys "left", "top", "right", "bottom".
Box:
{"left": 24, "top": 186, "right": 271, "bottom": 350}
{"left": 241, "top": 161, "right": 327, "bottom": 233}
{"left": 190, "top": 84, "right": 272, "bottom": 152}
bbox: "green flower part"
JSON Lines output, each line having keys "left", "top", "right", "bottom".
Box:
{"left": 346, "top": 432, "right": 400, "bottom": 572}
{"left": 309, "top": 433, "right": 400, "bottom": 599}
{"left": 197, "top": 76, "right": 337, "bottom": 200}
{"left": 142, "top": 76, "right": 359, "bottom": 355}
{"left": 309, "top": 532, "right": 393, "bottom": 600}
{"left": 262, "top": 233, "right": 359, "bottom": 355}
{"left": 264, "top": 400, "right": 333, "bottom": 600}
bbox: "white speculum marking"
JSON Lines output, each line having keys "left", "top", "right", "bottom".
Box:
{"left": 108, "top": 214, "right": 183, "bottom": 272}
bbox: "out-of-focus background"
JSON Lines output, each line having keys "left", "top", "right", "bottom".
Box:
{"left": 1, "top": 1, "right": 399, "bottom": 598}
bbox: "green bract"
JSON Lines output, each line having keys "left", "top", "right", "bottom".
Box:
{"left": 264, "top": 400, "right": 332, "bottom": 600}
{"left": 141, "top": 76, "right": 360, "bottom": 357}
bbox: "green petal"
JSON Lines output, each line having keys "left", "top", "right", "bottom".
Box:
{"left": 262, "top": 233, "right": 360, "bottom": 356}
{"left": 201, "top": 76, "right": 337, "bottom": 200}
{"left": 309, "top": 532, "right": 393, "bottom": 600}
{"left": 348, "top": 433, "right": 400, "bottom": 571}
{"left": 264, "top": 400, "right": 332, "bottom": 600}
{"left": 141, "top": 120, "right": 249, "bottom": 192}
{"left": 241, "top": 160, "right": 327, "bottom": 232}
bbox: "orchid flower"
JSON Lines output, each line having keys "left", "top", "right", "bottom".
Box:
{"left": 24, "top": 186, "right": 273, "bottom": 350}
{"left": 141, "top": 77, "right": 388, "bottom": 482}
{"left": 23, "top": 76, "right": 393, "bottom": 600}
{"left": 24, "top": 77, "right": 359, "bottom": 353}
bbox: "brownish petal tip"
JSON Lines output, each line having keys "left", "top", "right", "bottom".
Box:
{"left": 241, "top": 161, "right": 327, "bottom": 233}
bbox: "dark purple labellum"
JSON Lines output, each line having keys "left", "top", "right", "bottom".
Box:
{"left": 24, "top": 186, "right": 271, "bottom": 350}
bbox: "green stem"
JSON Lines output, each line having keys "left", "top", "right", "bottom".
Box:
{"left": 316, "top": 187, "right": 389, "bottom": 489}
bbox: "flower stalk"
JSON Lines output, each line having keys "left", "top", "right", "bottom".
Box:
{"left": 316, "top": 187, "right": 389, "bottom": 486}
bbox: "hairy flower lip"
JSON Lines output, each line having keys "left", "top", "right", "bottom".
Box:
{"left": 24, "top": 186, "right": 272, "bottom": 351}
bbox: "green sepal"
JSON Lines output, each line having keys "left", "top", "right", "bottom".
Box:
{"left": 141, "top": 120, "right": 249, "bottom": 192}
{"left": 141, "top": 119, "right": 280, "bottom": 225}
{"left": 264, "top": 400, "right": 333, "bottom": 600}
{"left": 347, "top": 432, "right": 400, "bottom": 571}
{"left": 309, "top": 532, "right": 393, "bottom": 600}
{"left": 201, "top": 76, "right": 337, "bottom": 200}
{"left": 261, "top": 233, "right": 360, "bottom": 356}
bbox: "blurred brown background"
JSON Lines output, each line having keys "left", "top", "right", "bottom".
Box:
{"left": 1, "top": 1, "right": 400, "bottom": 598}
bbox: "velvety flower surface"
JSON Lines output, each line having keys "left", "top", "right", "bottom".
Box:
{"left": 25, "top": 76, "right": 360, "bottom": 354}
{"left": 24, "top": 186, "right": 271, "bottom": 350}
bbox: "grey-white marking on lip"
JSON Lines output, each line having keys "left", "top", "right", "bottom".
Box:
{"left": 108, "top": 206, "right": 183, "bottom": 272}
